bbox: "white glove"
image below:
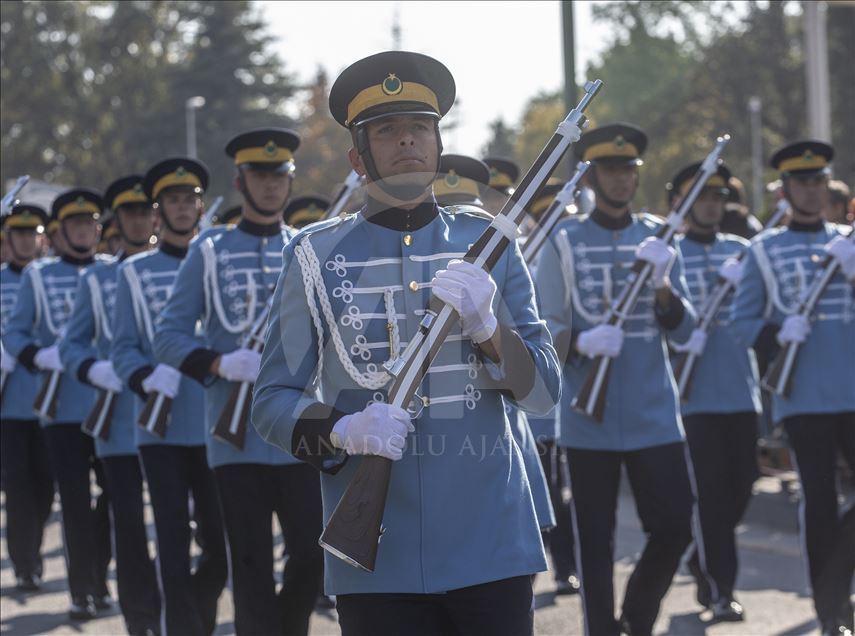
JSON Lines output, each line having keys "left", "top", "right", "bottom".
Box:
{"left": 431, "top": 260, "right": 498, "bottom": 343}
{"left": 824, "top": 235, "right": 855, "bottom": 281}
{"left": 562, "top": 121, "right": 582, "bottom": 143}
{"left": 217, "top": 348, "right": 261, "bottom": 383}
{"left": 1, "top": 347, "right": 16, "bottom": 374}
{"left": 776, "top": 315, "right": 811, "bottom": 347}
{"left": 34, "top": 345, "right": 63, "bottom": 372}
{"left": 718, "top": 257, "right": 744, "bottom": 286}
{"left": 683, "top": 329, "right": 708, "bottom": 356}
{"left": 142, "top": 364, "right": 182, "bottom": 398}
{"left": 576, "top": 324, "right": 624, "bottom": 359}
{"left": 330, "top": 403, "right": 415, "bottom": 461}
{"left": 636, "top": 237, "right": 676, "bottom": 289}
{"left": 87, "top": 360, "right": 123, "bottom": 393}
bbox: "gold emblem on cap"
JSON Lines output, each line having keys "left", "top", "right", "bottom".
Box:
{"left": 489, "top": 167, "right": 498, "bottom": 178}
{"left": 614, "top": 135, "right": 626, "bottom": 149}
{"left": 76, "top": 196, "right": 85, "bottom": 205}
{"left": 803, "top": 150, "right": 814, "bottom": 160}
{"left": 445, "top": 170, "right": 460, "bottom": 188}
{"left": 133, "top": 183, "right": 143, "bottom": 193}
{"left": 265, "top": 141, "right": 278, "bottom": 155}
{"left": 176, "top": 166, "right": 186, "bottom": 177}
{"left": 382, "top": 73, "right": 403, "bottom": 96}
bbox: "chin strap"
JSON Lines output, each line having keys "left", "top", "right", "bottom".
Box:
{"left": 782, "top": 183, "right": 822, "bottom": 219}
{"left": 237, "top": 167, "right": 292, "bottom": 217}
{"left": 589, "top": 165, "right": 634, "bottom": 211}
{"left": 157, "top": 203, "right": 200, "bottom": 236}
{"left": 60, "top": 222, "right": 93, "bottom": 255}
{"left": 114, "top": 210, "right": 151, "bottom": 248}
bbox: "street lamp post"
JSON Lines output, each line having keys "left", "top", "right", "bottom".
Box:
{"left": 748, "top": 96, "right": 764, "bottom": 217}
{"left": 185, "top": 96, "right": 206, "bottom": 158}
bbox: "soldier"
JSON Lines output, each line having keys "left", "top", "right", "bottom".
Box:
{"left": 153, "top": 130, "right": 323, "bottom": 636}
{"left": 251, "top": 50, "right": 562, "bottom": 636}
{"left": 0, "top": 204, "right": 55, "bottom": 592}
{"left": 732, "top": 141, "right": 854, "bottom": 636}
{"left": 111, "top": 158, "right": 227, "bottom": 636}
{"left": 58, "top": 175, "right": 160, "bottom": 635}
{"left": 719, "top": 176, "right": 763, "bottom": 240}
{"left": 3, "top": 189, "right": 112, "bottom": 620}
{"left": 284, "top": 195, "right": 329, "bottom": 229}
{"left": 536, "top": 123, "right": 698, "bottom": 636}
{"left": 667, "top": 162, "right": 762, "bottom": 621}
{"left": 97, "top": 211, "right": 122, "bottom": 255}
{"left": 432, "top": 153, "right": 490, "bottom": 207}
{"left": 482, "top": 156, "right": 519, "bottom": 215}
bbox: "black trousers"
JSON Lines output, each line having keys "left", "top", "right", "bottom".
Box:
{"left": 683, "top": 411, "right": 758, "bottom": 602}
{"left": 214, "top": 462, "right": 323, "bottom": 636}
{"left": 536, "top": 438, "right": 576, "bottom": 580}
{"left": 784, "top": 412, "right": 855, "bottom": 628}
{"left": 336, "top": 575, "right": 534, "bottom": 636}
{"left": 566, "top": 442, "right": 694, "bottom": 636}
{"left": 0, "top": 418, "right": 54, "bottom": 579}
{"left": 42, "top": 424, "right": 111, "bottom": 601}
{"left": 100, "top": 455, "right": 161, "bottom": 634}
{"left": 139, "top": 444, "right": 227, "bottom": 636}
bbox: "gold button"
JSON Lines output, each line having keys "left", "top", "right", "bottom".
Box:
{"left": 403, "top": 234, "right": 412, "bottom": 246}
{"left": 409, "top": 280, "right": 419, "bottom": 292}
{"left": 811, "top": 254, "right": 821, "bottom": 263}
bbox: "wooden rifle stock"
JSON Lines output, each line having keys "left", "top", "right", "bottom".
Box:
{"left": 137, "top": 391, "right": 172, "bottom": 439}
{"left": 33, "top": 369, "right": 62, "bottom": 422}
{"left": 82, "top": 389, "right": 115, "bottom": 440}
{"left": 572, "top": 135, "right": 731, "bottom": 421}
{"left": 318, "top": 79, "right": 604, "bottom": 573}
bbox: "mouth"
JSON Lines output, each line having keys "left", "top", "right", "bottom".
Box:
{"left": 393, "top": 156, "right": 424, "bottom": 166}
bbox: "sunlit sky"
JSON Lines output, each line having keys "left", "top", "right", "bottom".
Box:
{"left": 257, "top": 1, "right": 612, "bottom": 154}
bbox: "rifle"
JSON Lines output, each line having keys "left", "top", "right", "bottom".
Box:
{"left": 33, "top": 294, "right": 74, "bottom": 422}
{"left": 137, "top": 389, "right": 172, "bottom": 439}
{"left": 673, "top": 199, "right": 789, "bottom": 400}
{"left": 521, "top": 162, "right": 590, "bottom": 264}
{"left": 0, "top": 175, "right": 30, "bottom": 216}
{"left": 211, "top": 294, "right": 276, "bottom": 449}
{"left": 82, "top": 388, "right": 115, "bottom": 440}
{"left": 198, "top": 196, "right": 225, "bottom": 231}
{"left": 761, "top": 223, "right": 854, "bottom": 397}
{"left": 322, "top": 170, "right": 362, "bottom": 220}
{"left": 318, "top": 79, "right": 603, "bottom": 573}
{"left": 571, "top": 135, "right": 731, "bottom": 422}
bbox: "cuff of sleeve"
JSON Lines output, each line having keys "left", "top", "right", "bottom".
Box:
{"left": 179, "top": 348, "right": 220, "bottom": 386}
{"left": 129, "top": 365, "right": 154, "bottom": 400}
{"left": 477, "top": 323, "right": 536, "bottom": 400}
{"left": 77, "top": 358, "right": 97, "bottom": 385}
{"left": 291, "top": 402, "right": 349, "bottom": 474}
{"left": 654, "top": 290, "right": 686, "bottom": 331}
{"left": 17, "top": 344, "right": 40, "bottom": 372}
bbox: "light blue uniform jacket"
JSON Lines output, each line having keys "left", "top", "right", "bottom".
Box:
{"left": 1, "top": 264, "right": 40, "bottom": 421}
{"left": 252, "top": 207, "right": 560, "bottom": 595}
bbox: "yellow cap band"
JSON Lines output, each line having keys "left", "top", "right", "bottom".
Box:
{"left": 347, "top": 79, "right": 439, "bottom": 126}
{"left": 58, "top": 200, "right": 100, "bottom": 220}
{"left": 113, "top": 189, "right": 149, "bottom": 209}
{"left": 433, "top": 175, "right": 481, "bottom": 200}
{"left": 779, "top": 154, "right": 828, "bottom": 173}
{"left": 584, "top": 140, "right": 640, "bottom": 162}
{"left": 152, "top": 171, "right": 203, "bottom": 200}
{"left": 103, "top": 226, "right": 119, "bottom": 239}
{"left": 234, "top": 146, "right": 294, "bottom": 166}
{"left": 489, "top": 173, "right": 513, "bottom": 189}
{"left": 47, "top": 220, "right": 59, "bottom": 233}
{"left": 679, "top": 174, "right": 727, "bottom": 196}
{"left": 5, "top": 215, "right": 42, "bottom": 229}
{"left": 287, "top": 208, "right": 324, "bottom": 226}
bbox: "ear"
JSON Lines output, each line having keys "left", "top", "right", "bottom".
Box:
{"left": 348, "top": 147, "right": 366, "bottom": 176}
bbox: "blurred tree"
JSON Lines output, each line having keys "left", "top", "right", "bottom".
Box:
{"left": 481, "top": 117, "right": 517, "bottom": 159}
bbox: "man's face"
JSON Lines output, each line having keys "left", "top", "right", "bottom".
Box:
{"left": 241, "top": 167, "right": 291, "bottom": 212}
{"left": 158, "top": 187, "right": 202, "bottom": 233}
{"left": 351, "top": 114, "right": 439, "bottom": 190}
{"left": 786, "top": 174, "right": 827, "bottom": 216}
{"left": 7, "top": 229, "right": 39, "bottom": 262}
{"left": 691, "top": 189, "right": 727, "bottom": 227}
{"left": 117, "top": 203, "right": 155, "bottom": 245}
{"left": 592, "top": 162, "right": 639, "bottom": 206}
{"left": 63, "top": 214, "right": 99, "bottom": 250}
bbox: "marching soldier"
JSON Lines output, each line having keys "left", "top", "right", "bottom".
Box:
{"left": 482, "top": 155, "right": 519, "bottom": 215}
{"left": 0, "top": 204, "right": 55, "bottom": 592}
{"left": 284, "top": 195, "right": 329, "bottom": 229}
{"left": 153, "top": 131, "right": 323, "bottom": 636}
{"left": 732, "top": 141, "right": 854, "bottom": 636}
{"left": 58, "top": 175, "right": 161, "bottom": 635}
{"left": 252, "top": 50, "right": 562, "bottom": 635}
{"left": 97, "top": 212, "right": 122, "bottom": 255}
{"left": 112, "top": 158, "right": 227, "bottom": 636}
{"left": 536, "top": 123, "right": 697, "bottom": 636}
{"left": 668, "top": 162, "right": 761, "bottom": 621}
{"left": 3, "top": 189, "right": 112, "bottom": 620}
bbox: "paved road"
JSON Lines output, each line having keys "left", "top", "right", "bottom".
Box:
{"left": 0, "top": 476, "right": 841, "bottom": 635}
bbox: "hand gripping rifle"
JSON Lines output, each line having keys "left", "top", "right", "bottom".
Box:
{"left": 762, "top": 222, "right": 855, "bottom": 397}
{"left": 673, "top": 199, "right": 789, "bottom": 400}
{"left": 322, "top": 170, "right": 363, "bottom": 220}
{"left": 1, "top": 175, "right": 31, "bottom": 216}
{"left": 571, "top": 135, "right": 731, "bottom": 423}
{"left": 211, "top": 293, "right": 276, "bottom": 449}
{"left": 318, "top": 79, "right": 603, "bottom": 573}
{"left": 33, "top": 293, "right": 74, "bottom": 422}
{"left": 136, "top": 372, "right": 174, "bottom": 439}
{"left": 82, "top": 384, "right": 116, "bottom": 441}
{"left": 521, "top": 162, "right": 590, "bottom": 264}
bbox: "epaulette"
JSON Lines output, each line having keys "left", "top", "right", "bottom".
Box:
{"left": 289, "top": 213, "right": 350, "bottom": 243}
{"left": 442, "top": 204, "right": 493, "bottom": 221}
